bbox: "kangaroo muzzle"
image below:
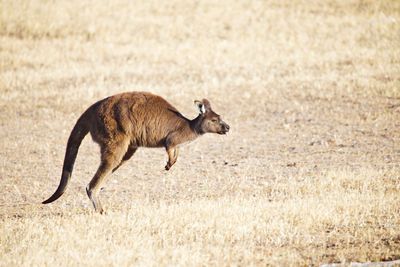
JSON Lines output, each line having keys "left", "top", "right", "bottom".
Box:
{"left": 220, "top": 121, "right": 230, "bottom": 134}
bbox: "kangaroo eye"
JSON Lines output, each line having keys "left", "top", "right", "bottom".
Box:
{"left": 211, "top": 119, "right": 218, "bottom": 123}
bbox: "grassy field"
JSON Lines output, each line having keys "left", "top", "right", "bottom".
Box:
{"left": 1, "top": 0, "right": 399, "bottom": 266}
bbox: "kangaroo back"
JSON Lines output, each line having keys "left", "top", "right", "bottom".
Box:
{"left": 42, "top": 111, "right": 90, "bottom": 204}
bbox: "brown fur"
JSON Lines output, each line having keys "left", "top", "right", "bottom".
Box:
{"left": 42, "top": 91, "right": 230, "bottom": 213}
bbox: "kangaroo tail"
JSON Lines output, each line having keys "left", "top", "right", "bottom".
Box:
{"left": 42, "top": 111, "right": 90, "bottom": 204}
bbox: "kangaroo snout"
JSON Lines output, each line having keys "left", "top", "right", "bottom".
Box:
{"left": 221, "top": 122, "right": 230, "bottom": 134}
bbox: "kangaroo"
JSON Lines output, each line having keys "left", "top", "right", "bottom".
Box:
{"left": 42, "top": 91, "right": 230, "bottom": 213}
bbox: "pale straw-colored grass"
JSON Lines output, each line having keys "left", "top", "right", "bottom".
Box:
{"left": 0, "top": 0, "right": 399, "bottom": 266}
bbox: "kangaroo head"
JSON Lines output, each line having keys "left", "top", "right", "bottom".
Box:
{"left": 194, "top": 99, "right": 230, "bottom": 135}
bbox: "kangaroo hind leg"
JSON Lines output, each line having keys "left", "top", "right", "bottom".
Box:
{"left": 86, "top": 141, "right": 128, "bottom": 214}
{"left": 112, "top": 146, "right": 138, "bottom": 173}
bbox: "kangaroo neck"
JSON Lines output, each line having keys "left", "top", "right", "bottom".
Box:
{"left": 190, "top": 115, "right": 205, "bottom": 135}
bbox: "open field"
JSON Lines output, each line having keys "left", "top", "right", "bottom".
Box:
{"left": 1, "top": 0, "right": 399, "bottom": 266}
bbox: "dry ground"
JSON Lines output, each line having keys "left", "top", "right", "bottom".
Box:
{"left": 1, "top": 0, "right": 400, "bottom": 266}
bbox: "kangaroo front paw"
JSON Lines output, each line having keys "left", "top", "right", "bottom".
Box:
{"left": 165, "top": 164, "right": 171, "bottom": 171}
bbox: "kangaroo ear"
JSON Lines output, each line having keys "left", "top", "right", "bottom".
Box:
{"left": 194, "top": 100, "right": 206, "bottom": 114}
{"left": 202, "top": 99, "right": 211, "bottom": 110}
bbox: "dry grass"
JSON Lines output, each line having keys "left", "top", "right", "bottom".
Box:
{"left": 0, "top": 0, "right": 399, "bottom": 266}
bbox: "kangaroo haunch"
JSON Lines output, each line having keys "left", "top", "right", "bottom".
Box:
{"left": 42, "top": 91, "right": 230, "bottom": 213}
